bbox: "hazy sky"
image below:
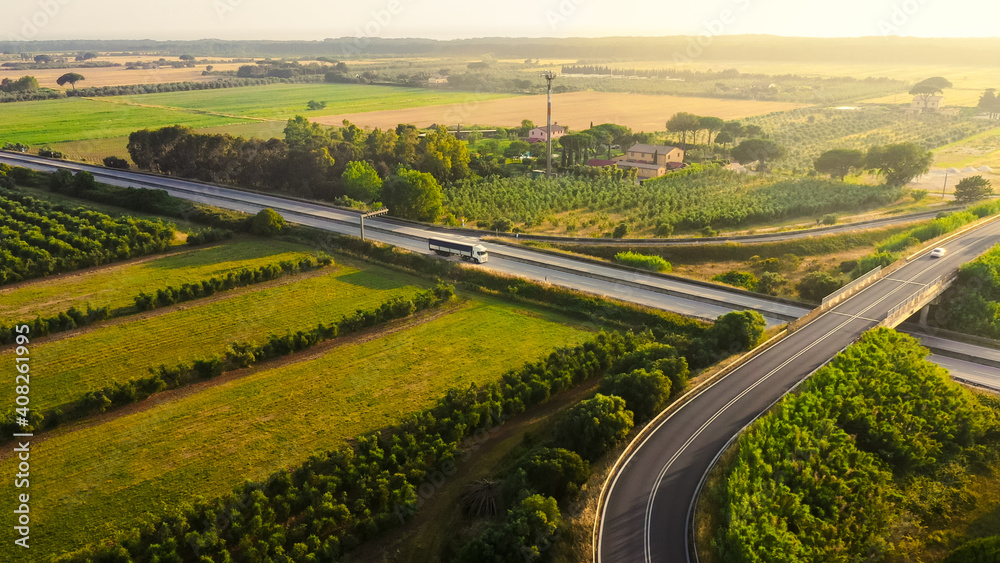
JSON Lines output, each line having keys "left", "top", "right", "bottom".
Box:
{"left": 3, "top": 0, "right": 998, "bottom": 42}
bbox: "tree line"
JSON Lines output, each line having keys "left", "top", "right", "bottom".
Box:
{"left": 127, "top": 120, "right": 470, "bottom": 220}
{"left": 0, "top": 172, "right": 174, "bottom": 285}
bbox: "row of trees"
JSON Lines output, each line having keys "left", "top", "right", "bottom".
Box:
{"left": 933, "top": 241, "right": 1000, "bottom": 338}
{"left": 59, "top": 331, "right": 644, "bottom": 562}
{"left": 0, "top": 173, "right": 174, "bottom": 285}
{"left": 716, "top": 328, "right": 998, "bottom": 562}
{"left": 126, "top": 120, "right": 467, "bottom": 220}
{"left": 459, "top": 311, "right": 764, "bottom": 559}
{"left": 666, "top": 112, "right": 765, "bottom": 148}
{"left": 814, "top": 143, "right": 934, "bottom": 186}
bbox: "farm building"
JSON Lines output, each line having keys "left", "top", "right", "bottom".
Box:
{"left": 528, "top": 123, "right": 567, "bottom": 143}
{"left": 590, "top": 143, "right": 686, "bottom": 180}
{"left": 905, "top": 95, "right": 959, "bottom": 115}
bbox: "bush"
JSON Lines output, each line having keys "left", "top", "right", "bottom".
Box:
{"left": 513, "top": 447, "right": 590, "bottom": 503}
{"left": 754, "top": 272, "right": 787, "bottom": 296}
{"left": 555, "top": 394, "right": 634, "bottom": 460}
{"left": 851, "top": 251, "right": 900, "bottom": 279}
{"left": 612, "top": 222, "right": 630, "bottom": 238}
{"left": 600, "top": 368, "right": 672, "bottom": 422}
{"left": 712, "top": 271, "right": 758, "bottom": 290}
{"left": 798, "top": 272, "right": 843, "bottom": 302}
{"left": 103, "top": 156, "right": 130, "bottom": 169}
{"left": 186, "top": 227, "right": 233, "bottom": 246}
{"left": 615, "top": 251, "right": 672, "bottom": 272}
{"left": 708, "top": 310, "right": 766, "bottom": 354}
{"left": 250, "top": 208, "right": 286, "bottom": 237}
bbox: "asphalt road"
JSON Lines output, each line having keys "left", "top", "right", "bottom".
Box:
{"left": 0, "top": 152, "right": 806, "bottom": 325}
{"left": 597, "top": 218, "right": 1000, "bottom": 563}
{"left": 930, "top": 355, "right": 1000, "bottom": 393}
{"left": 4, "top": 152, "right": 999, "bottom": 561}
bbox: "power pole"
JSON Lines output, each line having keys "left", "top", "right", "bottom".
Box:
{"left": 942, "top": 172, "right": 949, "bottom": 201}
{"left": 543, "top": 71, "right": 557, "bottom": 179}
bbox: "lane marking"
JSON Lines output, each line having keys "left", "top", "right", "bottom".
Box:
{"left": 829, "top": 311, "right": 881, "bottom": 323}
{"left": 640, "top": 258, "right": 943, "bottom": 562}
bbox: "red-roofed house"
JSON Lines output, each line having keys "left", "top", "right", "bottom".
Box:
{"left": 528, "top": 123, "right": 567, "bottom": 143}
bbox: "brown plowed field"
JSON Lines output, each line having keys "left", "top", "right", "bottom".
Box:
{"left": 311, "top": 91, "right": 808, "bottom": 131}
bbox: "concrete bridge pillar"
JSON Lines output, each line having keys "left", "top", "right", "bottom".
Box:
{"left": 919, "top": 304, "right": 931, "bottom": 326}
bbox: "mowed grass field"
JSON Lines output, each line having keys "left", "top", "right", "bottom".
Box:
{"left": 112, "top": 83, "right": 515, "bottom": 120}
{"left": 0, "top": 262, "right": 433, "bottom": 413}
{"left": 3, "top": 296, "right": 593, "bottom": 559}
{"left": 311, "top": 91, "right": 808, "bottom": 132}
{"left": 8, "top": 83, "right": 514, "bottom": 159}
{"left": 0, "top": 238, "right": 318, "bottom": 323}
{"left": 0, "top": 97, "right": 251, "bottom": 146}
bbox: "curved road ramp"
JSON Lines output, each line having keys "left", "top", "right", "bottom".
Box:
{"left": 595, "top": 215, "right": 1000, "bottom": 563}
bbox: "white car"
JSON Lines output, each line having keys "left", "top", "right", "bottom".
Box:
{"left": 930, "top": 247, "right": 946, "bottom": 258}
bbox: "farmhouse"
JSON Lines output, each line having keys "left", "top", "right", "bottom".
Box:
{"left": 592, "top": 143, "right": 686, "bottom": 180}
{"left": 618, "top": 143, "right": 685, "bottom": 165}
{"left": 528, "top": 123, "right": 567, "bottom": 143}
{"left": 905, "top": 95, "right": 958, "bottom": 115}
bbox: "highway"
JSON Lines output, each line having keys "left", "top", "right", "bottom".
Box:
{"left": 4, "top": 152, "right": 1000, "bottom": 563}
{"left": 0, "top": 152, "right": 806, "bottom": 325}
{"left": 596, "top": 218, "right": 1000, "bottom": 562}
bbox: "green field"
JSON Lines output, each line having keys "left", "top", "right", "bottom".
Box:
{"left": 0, "top": 262, "right": 432, "bottom": 413}
{"left": 111, "top": 82, "right": 514, "bottom": 121}
{"left": 0, "top": 238, "right": 318, "bottom": 323}
{"left": 3, "top": 297, "right": 592, "bottom": 559}
{"left": 11, "top": 83, "right": 514, "bottom": 160}
{"left": 0, "top": 97, "right": 251, "bottom": 146}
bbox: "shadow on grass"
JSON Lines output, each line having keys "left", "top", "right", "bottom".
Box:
{"left": 335, "top": 269, "right": 422, "bottom": 291}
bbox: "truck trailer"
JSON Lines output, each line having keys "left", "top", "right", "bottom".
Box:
{"left": 428, "top": 238, "right": 489, "bottom": 264}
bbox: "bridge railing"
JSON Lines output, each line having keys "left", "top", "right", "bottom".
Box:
{"left": 822, "top": 266, "right": 882, "bottom": 307}
{"left": 881, "top": 272, "right": 958, "bottom": 327}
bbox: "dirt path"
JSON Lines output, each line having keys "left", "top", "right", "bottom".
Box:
{"left": 0, "top": 302, "right": 465, "bottom": 463}
{"left": 348, "top": 377, "right": 602, "bottom": 563}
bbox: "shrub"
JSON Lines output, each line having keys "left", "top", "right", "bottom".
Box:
{"left": 612, "top": 222, "right": 630, "bottom": 238}
{"left": 615, "top": 251, "right": 672, "bottom": 272}
{"left": 754, "top": 272, "right": 787, "bottom": 296}
{"left": 712, "top": 271, "right": 758, "bottom": 290}
{"left": 250, "top": 208, "right": 286, "bottom": 237}
{"left": 707, "top": 310, "right": 766, "bottom": 353}
{"left": 103, "top": 156, "right": 130, "bottom": 169}
{"left": 555, "top": 394, "right": 634, "bottom": 460}
{"left": 944, "top": 535, "right": 1000, "bottom": 563}
{"left": 512, "top": 447, "right": 590, "bottom": 503}
{"left": 798, "top": 272, "right": 844, "bottom": 302}
{"left": 600, "top": 368, "right": 672, "bottom": 422}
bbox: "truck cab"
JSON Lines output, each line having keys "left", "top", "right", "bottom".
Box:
{"left": 472, "top": 245, "right": 489, "bottom": 264}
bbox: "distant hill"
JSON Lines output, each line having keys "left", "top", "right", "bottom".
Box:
{"left": 4, "top": 36, "right": 1000, "bottom": 67}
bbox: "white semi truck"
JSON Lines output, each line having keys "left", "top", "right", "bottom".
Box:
{"left": 428, "top": 238, "right": 489, "bottom": 264}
